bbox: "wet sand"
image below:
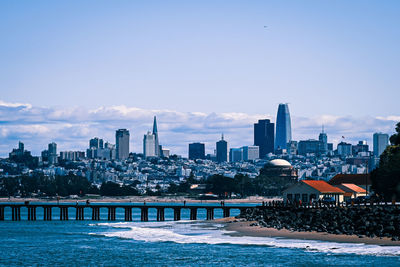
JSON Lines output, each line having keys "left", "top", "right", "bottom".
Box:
{"left": 216, "top": 217, "right": 400, "bottom": 246}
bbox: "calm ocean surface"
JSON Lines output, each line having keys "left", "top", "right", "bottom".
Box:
{"left": 0, "top": 203, "right": 399, "bottom": 266}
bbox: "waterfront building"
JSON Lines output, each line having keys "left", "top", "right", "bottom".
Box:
{"left": 337, "top": 142, "right": 352, "bottom": 156}
{"left": 254, "top": 119, "right": 274, "bottom": 158}
{"left": 328, "top": 173, "right": 372, "bottom": 192}
{"left": 283, "top": 180, "right": 345, "bottom": 204}
{"left": 373, "top": 133, "right": 389, "bottom": 157}
{"left": 229, "top": 148, "right": 243, "bottom": 162}
{"left": 216, "top": 134, "right": 228, "bottom": 163}
{"left": 242, "top": 146, "right": 259, "bottom": 161}
{"left": 143, "top": 131, "right": 156, "bottom": 158}
{"left": 188, "top": 143, "right": 205, "bottom": 160}
{"left": 275, "top": 103, "right": 292, "bottom": 150}
{"left": 116, "top": 129, "right": 130, "bottom": 160}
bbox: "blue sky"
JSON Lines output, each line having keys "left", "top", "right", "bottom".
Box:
{"left": 0, "top": 1, "right": 399, "bottom": 156}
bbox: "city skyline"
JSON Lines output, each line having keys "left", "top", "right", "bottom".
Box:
{"left": 0, "top": 100, "right": 397, "bottom": 158}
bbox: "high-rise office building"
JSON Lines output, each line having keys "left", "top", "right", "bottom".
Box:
{"left": 48, "top": 142, "right": 58, "bottom": 165}
{"left": 153, "top": 116, "right": 160, "bottom": 157}
{"left": 229, "top": 148, "right": 243, "bottom": 162}
{"left": 275, "top": 104, "right": 292, "bottom": 150}
{"left": 242, "top": 146, "right": 259, "bottom": 161}
{"left": 116, "top": 129, "right": 130, "bottom": 160}
{"left": 254, "top": 119, "right": 274, "bottom": 158}
{"left": 216, "top": 134, "right": 228, "bottom": 163}
{"left": 318, "top": 128, "right": 328, "bottom": 155}
{"left": 373, "top": 133, "right": 389, "bottom": 157}
{"left": 188, "top": 143, "right": 205, "bottom": 160}
{"left": 143, "top": 131, "right": 156, "bottom": 157}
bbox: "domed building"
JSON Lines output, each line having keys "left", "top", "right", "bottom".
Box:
{"left": 261, "top": 159, "right": 298, "bottom": 180}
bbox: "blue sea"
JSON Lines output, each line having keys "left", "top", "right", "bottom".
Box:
{"left": 1, "top": 203, "right": 399, "bottom": 266}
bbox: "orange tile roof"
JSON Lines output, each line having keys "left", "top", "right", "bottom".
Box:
{"left": 302, "top": 180, "right": 345, "bottom": 194}
{"left": 339, "top": 183, "right": 366, "bottom": 193}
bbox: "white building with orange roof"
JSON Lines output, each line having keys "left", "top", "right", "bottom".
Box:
{"left": 283, "top": 180, "right": 345, "bottom": 204}
{"left": 336, "top": 183, "right": 367, "bottom": 201}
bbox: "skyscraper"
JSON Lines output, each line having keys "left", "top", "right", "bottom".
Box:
{"left": 373, "top": 133, "right": 389, "bottom": 157}
{"left": 216, "top": 134, "right": 228, "bottom": 163}
{"left": 143, "top": 131, "right": 156, "bottom": 157}
{"left": 116, "top": 129, "right": 130, "bottom": 160}
{"left": 254, "top": 119, "right": 274, "bottom": 158}
{"left": 188, "top": 143, "right": 205, "bottom": 160}
{"left": 48, "top": 142, "right": 58, "bottom": 165}
{"left": 318, "top": 127, "right": 328, "bottom": 155}
{"left": 153, "top": 116, "right": 160, "bottom": 157}
{"left": 275, "top": 103, "right": 292, "bottom": 150}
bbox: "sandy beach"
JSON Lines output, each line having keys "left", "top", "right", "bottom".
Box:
{"left": 218, "top": 217, "right": 400, "bottom": 246}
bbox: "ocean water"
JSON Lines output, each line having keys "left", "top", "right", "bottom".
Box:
{"left": 0, "top": 204, "right": 400, "bottom": 266}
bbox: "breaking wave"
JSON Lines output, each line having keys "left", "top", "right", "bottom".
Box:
{"left": 89, "top": 221, "right": 400, "bottom": 256}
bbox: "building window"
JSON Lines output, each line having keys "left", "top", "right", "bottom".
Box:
{"left": 310, "top": 194, "right": 317, "bottom": 200}
{"left": 295, "top": 194, "right": 300, "bottom": 201}
{"left": 302, "top": 194, "right": 308, "bottom": 203}
{"left": 287, "top": 194, "right": 293, "bottom": 201}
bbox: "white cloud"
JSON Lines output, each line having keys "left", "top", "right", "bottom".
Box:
{"left": 0, "top": 100, "right": 398, "bottom": 157}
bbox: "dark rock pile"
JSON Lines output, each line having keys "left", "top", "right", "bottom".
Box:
{"left": 238, "top": 205, "right": 400, "bottom": 241}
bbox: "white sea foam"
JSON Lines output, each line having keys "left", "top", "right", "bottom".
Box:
{"left": 89, "top": 221, "right": 400, "bottom": 256}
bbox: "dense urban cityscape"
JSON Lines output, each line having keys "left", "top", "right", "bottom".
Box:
{"left": 0, "top": 103, "right": 392, "bottom": 197}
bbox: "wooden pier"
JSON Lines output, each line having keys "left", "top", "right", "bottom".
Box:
{"left": 0, "top": 203, "right": 256, "bottom": 222}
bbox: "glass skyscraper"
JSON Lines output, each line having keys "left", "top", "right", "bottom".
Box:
{"left": 254, "top": 119, "right": 274, "bottom": 158}
{"left": 275, "top": 103, "right": 292, "bottom": 150}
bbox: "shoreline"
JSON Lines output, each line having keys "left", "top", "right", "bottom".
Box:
{"left": 217, "top": 217, "right": 400, "bottom": 246}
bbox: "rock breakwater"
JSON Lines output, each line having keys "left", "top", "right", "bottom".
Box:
{"left": 238, "top": 205, "right": 400, "bottom": 241}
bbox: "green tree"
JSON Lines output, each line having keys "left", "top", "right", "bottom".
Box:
{"left": 371, "top": 122, "right": 400, "bottom": 200}
{"left": 390, "top": 122, "right": 400, "bottom": 145}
